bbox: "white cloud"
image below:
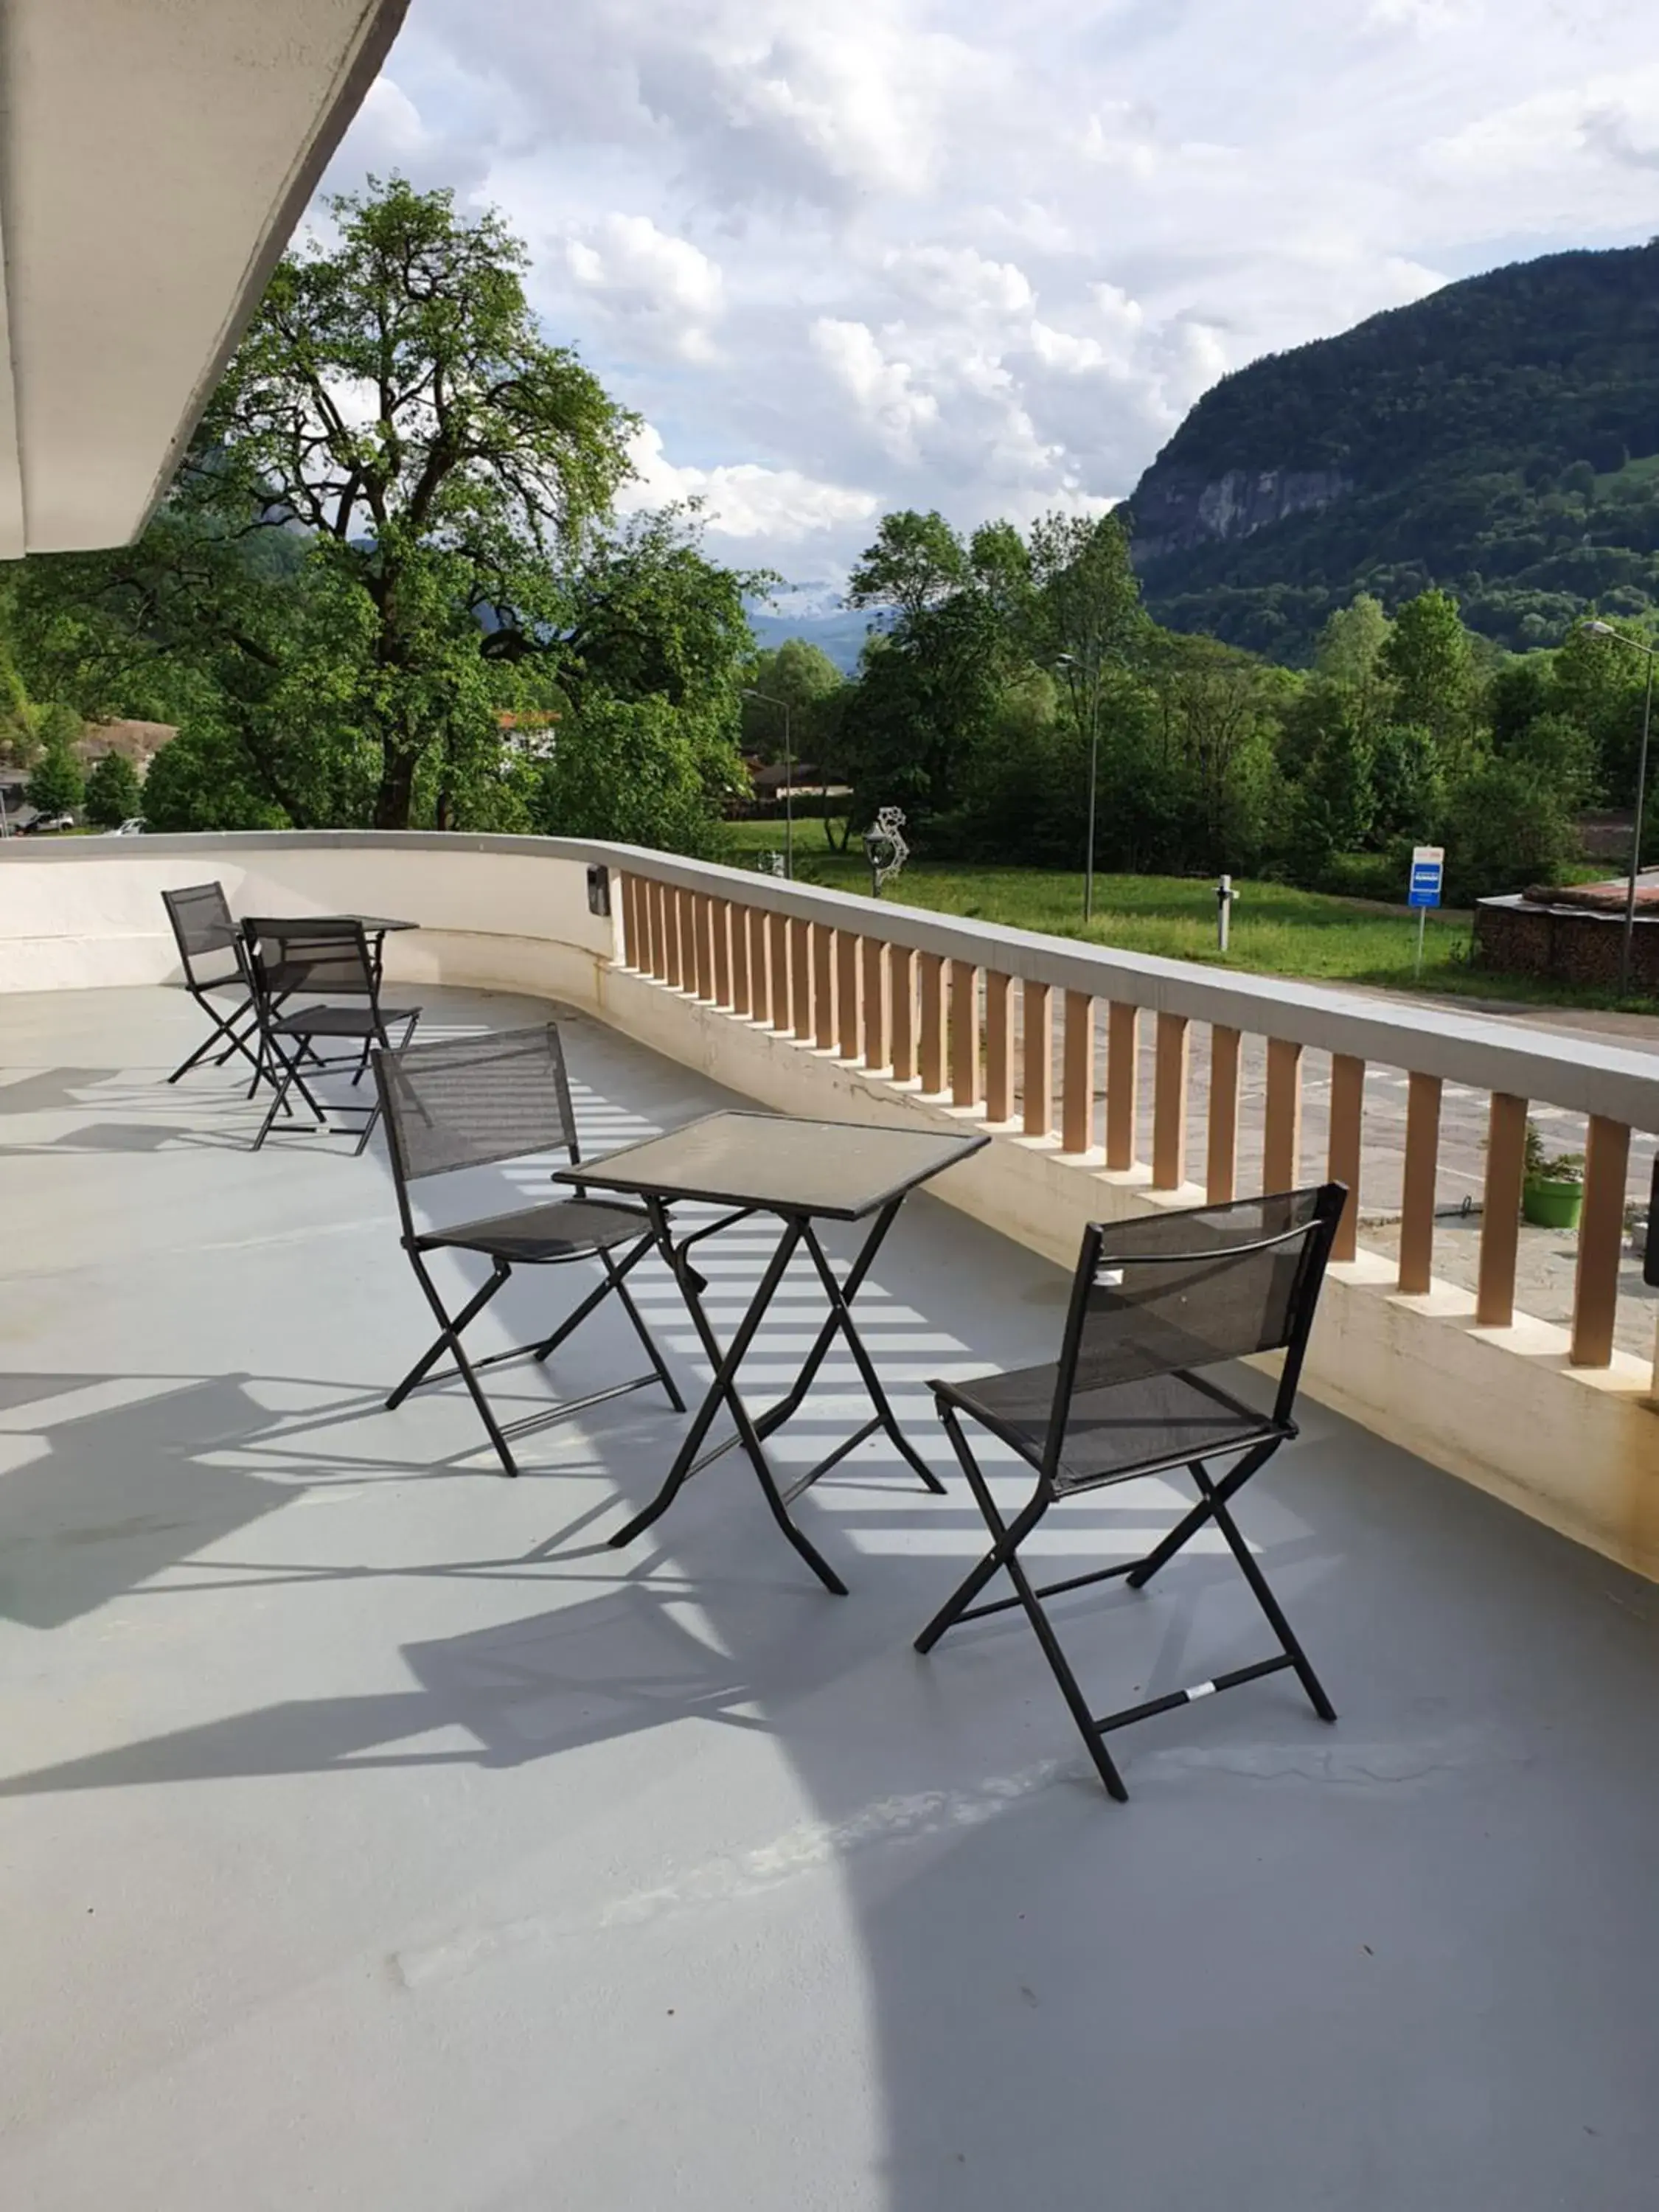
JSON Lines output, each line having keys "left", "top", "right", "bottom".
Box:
{"left": 618, "top": 425, "right": 878, "bottom": 548}
{"left": 883, "top": 246, "right": 1035, "bottom": 319}
{"left": 564, "top": 214, "right": 725, "bottom": 360}
{"left": 1431, "top": 66, "right": 1659, "bottom": 178}
{"left": 810, "top": 319, "right": 940, "bottom": 463}
{"left": 1366, "top": 0, "right": 1478, "bottom": 28}
{"left": 321, "top": 0, "right": 1659, "bottom": 584}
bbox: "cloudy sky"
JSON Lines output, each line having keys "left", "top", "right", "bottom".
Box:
{"left": 325, "top": 0, "right": 1659, "bottom": 594}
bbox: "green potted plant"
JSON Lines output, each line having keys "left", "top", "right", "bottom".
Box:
{"left": 1523, "top": 1122, "right": 1585, "bottom": 1230}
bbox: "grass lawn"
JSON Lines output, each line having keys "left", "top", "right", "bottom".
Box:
{"left": 716, "top": 819, "right": 1641, "bottom": 1009}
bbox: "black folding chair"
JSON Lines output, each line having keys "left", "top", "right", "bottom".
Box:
{"left": 161, "top": 883, "right": 263, "bottom": 1086}
{"left": 372, "top": 1023, "right": 685, "bottom": 1476}
{"left": 243, "top": 917, "right": 420, "bottom": 1154}
{"left": 915, "top": 1184, "right": 1346, "bottom": 1801}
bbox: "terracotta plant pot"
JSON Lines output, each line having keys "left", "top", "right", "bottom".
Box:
{"left": 1523, "top": 1177, "right": 1584, "bottom": 1231}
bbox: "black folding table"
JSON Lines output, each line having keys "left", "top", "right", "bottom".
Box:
{"left": 557, "top": 1111, "right": 988, "bottom": 1593}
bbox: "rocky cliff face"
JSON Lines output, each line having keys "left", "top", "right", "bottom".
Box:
{"left": 1130, "top": 465, "right": 1352, "bottom": 566}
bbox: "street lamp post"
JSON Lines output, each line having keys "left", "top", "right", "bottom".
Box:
{"left": 742, "top": 687, "right": 793, "bottom": 879}
{"left": 1579, "top": 621, "right": 1655, "bottom": 997}
{"left": 1056, "top": 651, "right": 1102, "bottom": 925}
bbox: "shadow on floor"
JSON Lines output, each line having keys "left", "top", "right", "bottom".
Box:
{"left": 0, "top": 1373, "right": 296, "bottom": 1629}
{"left": 5, "top": 987, "right": 1659, "bottom": 2208}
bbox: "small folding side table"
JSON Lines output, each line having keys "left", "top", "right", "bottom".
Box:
{"left": 559, "top": 1110, "right": 988, "bottom": 1593}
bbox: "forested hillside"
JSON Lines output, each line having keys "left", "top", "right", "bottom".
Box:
{"left": 1129, "top": 241, "right": 1659, "bottom": 659}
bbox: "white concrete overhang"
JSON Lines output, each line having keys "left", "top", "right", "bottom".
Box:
{"left": 0, "top": 0, "right": 409, "bottom": 557}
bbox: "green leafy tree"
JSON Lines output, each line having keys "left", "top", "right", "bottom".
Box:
{"left": 532, "top": 694, "right": 734, "bottom": 856}
{"left": 1288, "top": 703, "right": 1376, "bottom": 883}
{"left": 1444, "top": 757, "right": 1577, "bottom": 902}
{"left": 840, "top": 588, "right": 1015, "bottom": 830}
{"left": 26, "top": 715, "right": 83, "bottom": 816}
{"left": 967, "top": 520, "right": 1037, "bottom": 638}
{"left": 740, "top": 639, "right": 844, "bottom": 762}
{"left": 839, "top": 510, "right": 1027, "bottom": 832}
{"left": 1313, "top": 592, "right": 1393, "bottom": 694}
{"left": 18, "top": 178, "right": 636, "bottom": 830}
{"left": 1507, "top": 710, "right": 1599, "bottom": 810}
{"left": 738, "top": 636, "right": 849, "bottom": 841}
{"left": 846, "top": 509, "right": 970, "bottom": 625}
{"left": 82, "top": 750, "right": 142, "bottom": 827}
{"left": 1369, "top": 721, "right": 1444, "bottom": 844}
{"left": 1029, "top": 512, "right": 1148, "bottom": 817}
{"left": 1486, "top": 655, "right": 1555, "bottom": 751}
{"left": 556, "top": 507, "right": 764, "bottom": 714}
{"left": 139, "top": 720, "right": 289, "bottom": 832}
{"left": 1380, "top": 590, "right": 1480, "bottom": 768}
{"left": 0, "top": 597, "right": 38, "bottom": 767}
{"left": 1146, "top": 633, "right": 1290, "bottom": 869}
{"left": 1551, "top": 616, "right": 1651, "bottom": 801}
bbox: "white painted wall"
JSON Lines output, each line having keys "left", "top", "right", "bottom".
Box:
{"left": 0, "top": 837, "right": 617, "bottom": 992}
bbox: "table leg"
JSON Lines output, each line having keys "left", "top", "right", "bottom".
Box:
{"left": 608, "top": 1205, "right": 847, "bottom": 1594}
{"left": 744, "top": 1201, "right": 942, "bottom": 1494}
{"left": 796, "top": 1220, "right": 947, "bottom": 1495}
{"left": 748, "top": 1198, "right": 903, "bottom": 1441}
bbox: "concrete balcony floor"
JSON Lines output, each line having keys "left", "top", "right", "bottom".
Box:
{"left": 2, "top": 982, "right": 1658, "bottom": 2211}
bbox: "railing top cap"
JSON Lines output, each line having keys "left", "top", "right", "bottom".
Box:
{"left": 7, "top": 829, "right": 1658, "bottom": 1127}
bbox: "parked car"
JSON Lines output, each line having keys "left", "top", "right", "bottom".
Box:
{"left": 27, "top": 812, "right": 77, "bottom": 832}
{"left": 102, "top": 818, "right": 147, "bottom": 836}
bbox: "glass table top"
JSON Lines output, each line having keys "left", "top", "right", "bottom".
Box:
{"left": 559, "top": 1110, "right": 989, "bottom": 1220}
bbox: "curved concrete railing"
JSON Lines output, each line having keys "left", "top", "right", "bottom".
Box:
{"left": 2, "top": 830, "right": 1657, "bottom": 1573}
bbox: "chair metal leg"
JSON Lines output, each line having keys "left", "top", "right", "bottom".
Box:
{"left": 917, "top": 1408, "right": 1126, "bottom": 1798}
{"left": 913, "top": 1446, "right": 1051, "bottom": 1654}
{"left": 528, "top": 1239, "right": 648, "bottom": 1366}
{"left": 251, "top": 1037, "right": 326, "bottom": 1150}
{"left": 1189, "top": 1463, "right": 1335, "bottom": 1722}
{"left": 1124, "top": 1438, "right": 1280, "bottom": 1591}
{"left": 386, "top": 1260, "right": 512, "bottom": 1408}
{"left": 399, "top": 1253, "right": 521, "bottom": 1475}
{"left": 389, "top": 1224, "right": 679, "bottom": 1474}
{"left": 168, "top": 990, "right": 263, "bottom": 1085}
{"left": 209, "top": 1001, "right": 264, "bottom": 1073}
{"left": 920, "top": 1413, "right": 1335, "bottom": 1798}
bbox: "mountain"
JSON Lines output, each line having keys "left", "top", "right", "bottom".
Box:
{"left": 1127, "top": 240, "right": 1659, "bottom": 661}
{"left": 745, "top": 591, "right": 872, "bottom": 672}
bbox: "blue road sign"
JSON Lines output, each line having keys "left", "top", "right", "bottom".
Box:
{"left": 1408, "top": 845, "right": 1444, "bottom": 911}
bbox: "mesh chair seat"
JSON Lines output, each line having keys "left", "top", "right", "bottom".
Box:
{"left": 371, "top": 1023, "right": 684, "bottom": 1474}
{"left": 270, "top": 1003, "right": 418, "bottom": 1039}
{"left": 935, "top": 1363, "right": 1287, "bottom": 1493}
{"left": 420, "top": 1196, "right": 655, "bottom": 1263}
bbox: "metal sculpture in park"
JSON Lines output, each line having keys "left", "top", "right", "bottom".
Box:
{"left": 863, "top": 807, "right": 909, "bottom": 897}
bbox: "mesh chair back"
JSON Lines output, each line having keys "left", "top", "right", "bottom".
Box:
{"left": 1054, "top": 1185, "right": 1344, "bottom": 1423}
{"left": 162, "top": 883, "right": 242, "bottom": 988}
{"left": 244, "top": 917, "right": 378, "bottom": 1005}
{"left": 375, "top": 1024, "right": 580, "bottom": 1191}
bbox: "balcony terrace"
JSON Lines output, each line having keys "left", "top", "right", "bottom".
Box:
{"left": 2, "top": 834, "right": 1658, "bottom": 2209}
